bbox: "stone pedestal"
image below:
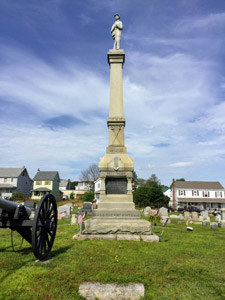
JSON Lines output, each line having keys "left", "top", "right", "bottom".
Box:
{"left": 73, "top": 49, "right": 157, "bottom": 242}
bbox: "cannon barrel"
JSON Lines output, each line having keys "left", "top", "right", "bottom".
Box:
{"left": 0, "top": 198, "right": 31, "bottom": 217}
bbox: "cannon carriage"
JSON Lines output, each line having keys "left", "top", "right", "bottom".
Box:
{"left": 0, "top": 194, "right": 57, "bottom": 260}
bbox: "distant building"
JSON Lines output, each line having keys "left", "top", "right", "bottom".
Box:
{"left": 172, "top": 180, "right": 225, "bottom": 210}
{"left": 32, "top": 170, "right": 62, "bottom": 201}
{"left": 59, "top": 179, "right": 71, "bottom": 191}
{"left": 76, "top": 181, "right": 92, "bottom": 191}
{"left": 163, "top": 188, "right": 172, "bottom": 205}
{"left": 0, "top": 167, "right": 33, "bottom": 198}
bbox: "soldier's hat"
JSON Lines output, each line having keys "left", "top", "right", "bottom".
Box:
{"left": 114, "top": 13, "right": 120, "bottom": 18}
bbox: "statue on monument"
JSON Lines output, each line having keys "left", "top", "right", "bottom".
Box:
{"left": 111, "top": 13, "right": 123, "bottom": 50}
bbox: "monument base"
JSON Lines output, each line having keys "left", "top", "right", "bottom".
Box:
{"left": 72, "top": 218, "right": 159, "bottom": 242}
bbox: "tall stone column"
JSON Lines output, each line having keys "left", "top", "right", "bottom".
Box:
{"left": 97, "top": 49, "right": 135, "bottom": 212}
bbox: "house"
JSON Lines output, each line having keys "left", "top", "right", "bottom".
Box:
{"left": 32, "top": 171, "right": 62, "bottom": 201}
{"left": 59, "top": 179, "right": 71, "bottom": 191}
{"left": 0, "top": 167, "right": 33, "bottom": 199}
{"left": 172, "top": 180, "right": 225, "bottom": 210}
{"left": 163, "top": 188, "right": 172, "bottom": 205}
{"left": 75, "top": 181, "right": 92, "bottom": 191}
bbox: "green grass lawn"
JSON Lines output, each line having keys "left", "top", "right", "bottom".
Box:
{"left": 0, "top": 218, "right": 225, "bottom": 300}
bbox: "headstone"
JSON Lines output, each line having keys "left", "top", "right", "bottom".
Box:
{"left": 219, "top": 220, "right": 225, "bottom": 228}
{"left": 82, "top": 202, "right": 93, "bottom": 216}
{"left": 199, "top": 216, "right": 203, "bottom": 221}
{"left": 201, "top": 210, "right": 208, "bottom": 219}
{"left": 215, "top": 214, "right": 221, "bottom": 223}
{"left": 169, "top": 214, "right": 180, "bottom": 219}
{"left": 192, "top": 212, "right": 199, "bottom": 221}
{"left": 184, "top": 211, "right": 190, "bottom": 220}
{"left": 221, "top": 209, "right": 225, "bottom": 220}
{"left": 202, "top": 221, "right": 207, "bottom": 227}
{"left": 159, "top": 207, "right": 168, "bottom": 219}
{"left": 210, "top": 222, "right": 218, "bottom": 230}
{"left": 58, "top": 205, "right": 71, "bottom": 217}
{"left": 71, "top": 214, "right": 77, "bottom": 225}
{"left": 179, "top": 214, "right": 184, "bottom": 220}
{"left": 144, "top": 206, "right": 151, "bottom": 216}
{"left": 65, "top": 203, "right": 73, "bottom": 208}
{"left": 187, "top": 227, "right": 193, "bottom": 231}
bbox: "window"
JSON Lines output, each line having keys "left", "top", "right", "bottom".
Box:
{"left": 178, "top": 190, "right": 186, "bottom": 196}
{"left": 45, "top": 181, "right": 50, "bottom": 185}
{"left": 98, "top": 183, "right": 100, "bottom": 188}
{"left": 192, "top": 190, "right": 199, "bottom": 196}
{"left": 11, "top": 178, "right": 13, "bottom": 182}
{"left": 36, "top": 181, "right": 42, "bottom": 185}
{"left": 4, "top": 178, "right": 7, "bottom": 183}
{"left": 203, "top": 191, "right": 209, "bottom": 197}
{"left": 215, "top": 191, "right": 223, "bottom": 198}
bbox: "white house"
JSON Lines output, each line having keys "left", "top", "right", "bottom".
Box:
{"left": 75, "top": 181, "right": 91, "bottom": 191}
{"left": 59, "top": 179, "right": 71, "bottom": 191}
{"left": 172, "top": 180, "right": 225, "bottom": 210}
{"left": 163, "top": 188, "right": 172, "bottom": 206}
{"left": 0, "top": 167, "right": 33, "bottom": 199}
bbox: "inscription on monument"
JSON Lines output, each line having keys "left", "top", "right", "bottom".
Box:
{"left": 106, "top": 178, "right": 127, "bottom": 194}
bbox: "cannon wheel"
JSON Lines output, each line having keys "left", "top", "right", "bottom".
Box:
{"left": 32, "top": 194, "right": 57, "bottom": 260}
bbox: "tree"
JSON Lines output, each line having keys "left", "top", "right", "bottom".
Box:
{"left": 134, "top": 174, "right": 170, "bottom": 208}
{"left": 82, "top": 191, "right": 94, "bottom": 202}
{"left": 70, "top": 192, "right": 75, "bottom": 200}
{"left": 146, "top": 174, "right": 161, "bottom": 187}
{"left": 132, "top": 171, "right": 138, "bottom": 183}
{"left": 70, "top": 181, "right": 79, "bottom": 190}
{"left": 12, "top": 192, "right": 24, "bottom": 201}
{"left": 80, "top": 164, "right": 100, "bottom": 182}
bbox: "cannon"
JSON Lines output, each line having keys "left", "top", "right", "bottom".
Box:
{"left": 0, "top": 194, "right": 57, "bottom": 260}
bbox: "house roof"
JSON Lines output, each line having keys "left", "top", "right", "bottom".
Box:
{"left": 0, "top": 168, "right": 25, "bottom": 178}
{"left": 175, "top": 181, "right": 224, "bottom": 190}
{"left": 33, "top": 171, "right": 59, "bottom": 181}
{"left": 60, "top": 180, "right": 70, "bottom": 187}
{"left": 178, "top": 197, "right": 225, "bottom": 203}
{"left": 0, "top": 184, "right": 16, "bottom": 189}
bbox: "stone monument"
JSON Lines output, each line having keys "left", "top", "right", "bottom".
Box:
{"left": 73, "top": 15, "right": 158, "bottom": 242}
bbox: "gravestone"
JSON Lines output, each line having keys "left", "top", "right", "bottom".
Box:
{"left": 184, "top": 211, "right": 190, "bottom": 220}
{"left": 71, "top": 214, "right": 77, "bottom": 225}
{"left": 210, "top": 222, "right": 217, "bottom": 230}
{"left": 82, "top": 202, "right": 93, "bottom": 216}
{"left": 215, "top": 214, "right": 221, "bottom": 223}
{"left": 221, "top": 209, "right": 225, "bottom": 220}
{"left": 144, "top": 206, "right": 151, "bottom": 216}
{"left": 169, "top": 214, "right": 180, "bottom": 219}
{"left": 202, "top": 221, "right": 207, "bottom": 227}
{"left": 192, "top": 212, "right": 199, "bottom": 221}
{"left": 58, "top": 205, "right": 71, "bottom": 217}
{"left": 65, "top": 203, "right": 73, "bottom": 208}
{"left": 159, "top": 207, "right": 168, "bottom": 220}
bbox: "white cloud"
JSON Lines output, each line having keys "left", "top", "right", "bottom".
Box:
{"left": 0, "top": 44, "right": 225, "bottom": 185}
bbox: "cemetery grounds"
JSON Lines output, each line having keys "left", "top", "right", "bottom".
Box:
{"left": 0, "top": 212, "right": 225, "bottom": 300}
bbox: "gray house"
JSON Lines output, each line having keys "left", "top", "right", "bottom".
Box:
{"left": 59, "top": 179, "right": 71, "bottom": 191}
{"left": 0, "top": 167, "right": 33, "bottom": 199}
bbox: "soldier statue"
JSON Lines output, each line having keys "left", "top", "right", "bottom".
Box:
{"left": 111, "top": 13, "right": 123, "bottom": 50}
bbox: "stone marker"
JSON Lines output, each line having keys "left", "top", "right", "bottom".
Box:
{"left": 144, "top": 206, "right": 151, "bottom": 216}
{"left": 215, "top": 214, "right": 221, "bottom": 223}
{"left": 82, "top": 202, "right": 93, "bottom": 216}
{"left": 58, "top": 205, "right": 71, "bottom": 217}
{"left": 187, "top": 227, "right": 193, "bottom": 231}
{"left": 202, "top": 221, "right": 207, "bottom": 227}
{"left": 210, "top": 222, "right": 218, "bottom": 230}
{"left": 184, "top": 211, "right": 190, "bottom": 220}
{"left": 191, "top": 212, "right": 199, "bottom": 221}
{"left": 71, "top": 214, "right": 77, "bottom": 225}
{"left": 159, "top": 207, "right": 168, "bottom": 220}
{"left": 79, "top": 282, "right": 145, "bottom": 300}
{"left": 65, "top": 203, "right": 73, "bottom": 208}
{"left": 170, "top": 214, "right": 180, "bottom": 219}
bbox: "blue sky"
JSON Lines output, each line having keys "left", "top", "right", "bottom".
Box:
{"left": 0, "top": 0, "right": 225, "bottom": 186}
